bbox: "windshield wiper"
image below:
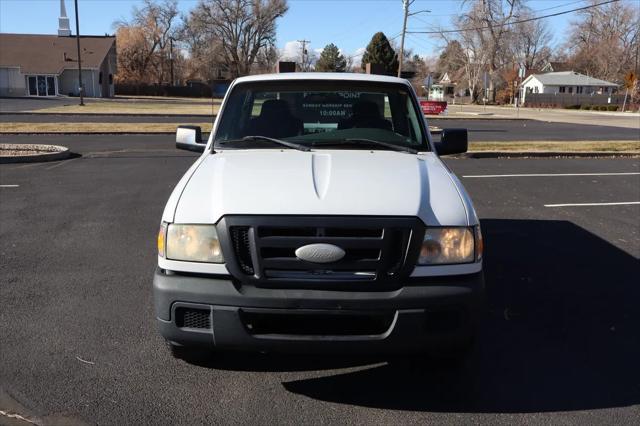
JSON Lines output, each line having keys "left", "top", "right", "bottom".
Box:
{"left": 218, "top": 135, "right": 311, "bottom": 152}
{"left": 313, "top": 138, "right": 419, "bottom": 154}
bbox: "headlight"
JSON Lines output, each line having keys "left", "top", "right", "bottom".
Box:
{"left": 162, "top": 223, "right": 224, "bottom": 263}
{"left": 417, "top": 227, "right": 475, "bottom": 265}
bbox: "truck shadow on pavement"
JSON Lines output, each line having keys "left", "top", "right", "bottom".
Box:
{"left": 185, "top": 219, "right": 639, "bottom": 412}
{"left": 277, "top": 219, "right": 640, "bottom": 413}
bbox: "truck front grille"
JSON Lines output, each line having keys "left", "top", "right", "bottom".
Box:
{"left": 230, "top": 226, "right": 254, "bottom": 274}
{"left": 222, "top": 217, "right": 423, "bottom": 289}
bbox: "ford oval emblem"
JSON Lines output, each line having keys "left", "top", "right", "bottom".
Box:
{"left": 295, "top": 243, "right": 345, "bottom": 263}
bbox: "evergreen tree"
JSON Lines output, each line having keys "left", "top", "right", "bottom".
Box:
{"left": 360, "top": 32, "right": 398, "bottom": 75}
{"left": 315, "top": 43, "right": 347, "bottom": 72}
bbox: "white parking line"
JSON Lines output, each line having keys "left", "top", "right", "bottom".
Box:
{"left": 0, "top": 184, "right": 20, "bottom": 188}
{"left": 545, "top": 201, "right": 640, "bottom": 208}
{"left": 463, "top": 172, "right": 640, "bottom": 178}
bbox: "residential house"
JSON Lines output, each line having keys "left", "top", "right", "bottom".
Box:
{"left": 521, "top": 71, "right": 618, "bottom": 103}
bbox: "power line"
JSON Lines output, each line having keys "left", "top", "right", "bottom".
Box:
{"left": 406, "top": 0, "right": 621, "bottom": 35}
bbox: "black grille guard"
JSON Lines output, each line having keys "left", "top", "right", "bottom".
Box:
{"left": 216, "top": 216, "right": 425, "bottom": 291}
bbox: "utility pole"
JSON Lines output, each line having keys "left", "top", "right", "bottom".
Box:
{"left": 74, "top": 0, "right": 84, "bottom": 106}
{"left": 397, "top": 0, "right": 429, "bottom": 78}
{"left": 297, "top": 39, "right": 310, "bottom": 71}
{"left": 398, "top": 0, "right": 410, "bottom": 78}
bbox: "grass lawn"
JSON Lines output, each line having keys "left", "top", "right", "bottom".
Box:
{"left": 468, "top": 141, "right": 640, "bottom": 152}
{"left": 32, "top": 100, "right": 220, "bottom": 115}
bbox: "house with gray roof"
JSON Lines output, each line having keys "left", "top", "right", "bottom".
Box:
{"left": 0, "top": 0, "right": 116, "bottom": 98}
{"left": 521, "top": 71, "right": 618, "bottom": 104}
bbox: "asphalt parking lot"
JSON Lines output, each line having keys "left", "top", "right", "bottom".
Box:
{"left": 1, "top": 134, "right": 639, "bottom": 424}
{"left": 2, "top": 114, "right": 639, "bottom": 141}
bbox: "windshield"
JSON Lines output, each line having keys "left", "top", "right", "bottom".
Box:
{"left": 214, "top": 80, "right": 429, "bottom": 151}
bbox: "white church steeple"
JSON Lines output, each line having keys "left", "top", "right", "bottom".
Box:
{"left": 58, "top": 0, "right": 72, "bottom": 36}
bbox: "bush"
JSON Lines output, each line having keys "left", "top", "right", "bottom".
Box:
{"left": 564, "top": 104, "right": 581, "bottom": 109}
{"left": 607, "top": 105, "right": 618, "bottom": 111}
{"left": 581, "top": 105, "right": 591, "bottom": 110}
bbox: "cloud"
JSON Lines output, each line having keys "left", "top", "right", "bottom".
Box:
{"left": 350, "top": 47, "right": 366, "bottom": 68}
{"left": 280, "top": 40, "right": 301, "bottom": 61}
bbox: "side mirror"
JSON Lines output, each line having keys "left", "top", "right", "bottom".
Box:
{"left": 435, "top": 128, "right": 468, "bottom": 155}
{"left": 176, "top": 125, "right": 205, "bottom": 153}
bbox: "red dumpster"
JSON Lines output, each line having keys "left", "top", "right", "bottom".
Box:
{"left": 419, "top": 100, "right": 448, "bottom": 115}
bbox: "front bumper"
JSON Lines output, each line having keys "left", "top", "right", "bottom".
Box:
{"left": 153, "top": 268, "right": 484, "bottom": 353}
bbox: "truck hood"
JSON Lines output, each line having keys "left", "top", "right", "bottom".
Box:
{"left": 171, "top": 149, "right": 469, "bottom": 226}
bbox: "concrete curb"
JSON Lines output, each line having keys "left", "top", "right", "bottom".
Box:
{"left": 0, "top": 132, "right": 180, "bottom": 135}
{"left": 0, "top": 144, "right": 71, "bottom": 164}
{"left": 460, "top": 151, "right": 640, "bottom": 159}
{"left": 425, "top": 115, "right": 531, "bottom": 121}
{"left": 0, "top": 112, "right": 213, "bottom": 118}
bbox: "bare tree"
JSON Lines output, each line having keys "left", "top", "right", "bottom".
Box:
{"left": 186, "top": 0, "right": 288, "bottom": 78}
{"left": 565, "top": 0, "right": 639, "bottom": 81}
{"left": 462, "top": 0, "right": 525, "bottom": 100}
{"left": 510, "top": 10, "right": 552, "bottom": 71}
{"left": 114, "top": 0, "right": 180, "bottom": 84}
{"left": 179, "top": 21, "right": 229, "bottom": 81}
{"left": 253, "top": 43, "right": 280, "bottom": 74}
{"left": 435, "top": 16, "right": 490, "bottom": 102}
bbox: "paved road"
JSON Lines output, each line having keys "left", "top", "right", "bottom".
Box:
{"left": 428, "top": 118, "right": 640, "bottom": 141}
{"left": 1, "top": 117, "right": 639, "bottom": 142}
{"left": 1, "top": 135, "right": 639, "bottom": 424}
{"left": 445, "top": 104, "right": 640, "bottom": 129}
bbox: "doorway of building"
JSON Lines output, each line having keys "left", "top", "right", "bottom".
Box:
{"left": 27, "top": 75, "right": 56, "bottom": 96}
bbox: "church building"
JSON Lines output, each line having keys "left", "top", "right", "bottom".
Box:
{"left": 0, "top": 0, "right": 116, "bottom": 98}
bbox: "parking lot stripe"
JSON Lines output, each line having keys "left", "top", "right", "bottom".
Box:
{"left": 463, "top": 172, "right": 640, "bottom": 178}
{"left": 0, "top": 184, "right": 20, "bottom": 188}
{"left": 544, "top": 201, "right": 640, "bottom": 207}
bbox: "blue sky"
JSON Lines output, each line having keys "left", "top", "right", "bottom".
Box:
{"left": 0, "top": 0, "right": 599, "bottom": 61}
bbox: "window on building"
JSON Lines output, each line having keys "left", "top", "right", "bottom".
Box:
{"left": 576, "top": 86, "right": 583, "bottom": 94}
{"left": 559, "top": 86, "right": 566, "bottom": 93}
{"left": 108, "top": 74, "right": 113, "bottom": 84}
{"left": 568, "top": 87, "right": 573, "bottom": 94}
{"left": 37, "top": 76, "right": 46, "bottom": 96}
{"left": 28, "top": 76, "right": 37, "bottom": 96}
{"left": 46, "top": 77, "right": 55, "bottom": 96}
{"left": 534, "top": 87, "right": 539, "bottom": 93}
{"left": 99, "top": 72, "right": 103, "bottom": 84}
{"left": 27, "top": 75, "right": 56, "bottom": 96}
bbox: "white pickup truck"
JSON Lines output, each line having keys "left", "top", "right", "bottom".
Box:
{"left": 154, "top": 73, "right": 484, "bottom": 359}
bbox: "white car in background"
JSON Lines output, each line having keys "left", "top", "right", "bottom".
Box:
{"left": 154, "top": 73, "right": 484, "bottom": 360}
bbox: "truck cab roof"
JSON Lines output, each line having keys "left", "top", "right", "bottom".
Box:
{"left": 233, "top": 72, "right": 412, "bottom": 86}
